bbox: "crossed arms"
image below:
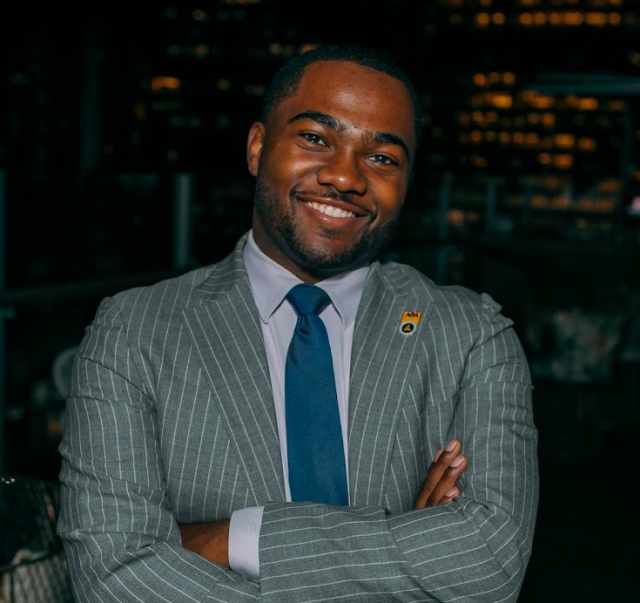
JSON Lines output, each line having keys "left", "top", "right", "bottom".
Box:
{"left": 58, "top": 292, "right": 538, "bottom": 603}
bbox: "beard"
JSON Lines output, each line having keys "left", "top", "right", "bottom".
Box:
{"left": 253, "top": 177, "right": 399, "bottom": 278}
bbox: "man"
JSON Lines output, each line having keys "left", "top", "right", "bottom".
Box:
{"left": 58, "top": 45, "right": 538, "bottom": 603}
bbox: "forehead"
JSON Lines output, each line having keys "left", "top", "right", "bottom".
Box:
{"left": 270, "top": 61, "right": 417, "bottom": 150}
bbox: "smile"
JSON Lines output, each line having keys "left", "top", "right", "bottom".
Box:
{"left": 304, "top": 201, "right": 357, "bottom": 219}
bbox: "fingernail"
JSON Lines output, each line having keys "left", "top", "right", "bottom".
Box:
{"left": 451, "top": 455, "right": 465, "bottom": 467}
{"left": 434, "top": 448, "right": 443, "bottom": 461}
{"left": 445, "top": 488, "right": 458, "bottom": 497}
{"left": 446, "top": 440, "right": 457, "bottom": 452}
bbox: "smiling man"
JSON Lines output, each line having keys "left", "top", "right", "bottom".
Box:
{"left": 58, "top": 46, "right": 538, "bottom": 603}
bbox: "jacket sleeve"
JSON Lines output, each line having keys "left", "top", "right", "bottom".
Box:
{"left": 257, "top": 294, "right": 539, "bottom": 603}
{"left": 58, "top": 297, "right": 261, "bottom": 603}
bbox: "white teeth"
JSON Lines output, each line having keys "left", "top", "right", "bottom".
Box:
{"left": 306, "top": 201, "right": 356, "bottom": 219}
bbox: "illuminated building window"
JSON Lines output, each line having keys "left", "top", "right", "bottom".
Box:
{"left": 513, "top": 132, "right": 525, "bottom": 145}
{"left": 542, "top": 113, "right": 556, "bottom": 127}
{"left": 499, "top": 132, "right": 511, "bottom": 144}
{"left": 503, "top": 72, "right": 516, "bottom": 85}
{"left": 491, "top": 93, "right": 513, "bottom": 108}
{"left": 534, "top": 12, "right": 548, "bottom": 25}
{"left": 586, "top": 12, "right": 607, "bottom": 26}
{"left": 607, "top": 100, "right": 625, "bottom": 111}
{"left": 488, "top": 72, "right": 501, "bottom": 84}
{"left": 152, "top": 76, "right": 181, "bottom": 92}
{"left": 472, "top": 111, "right": 484, "bottom": 124}
{"left": 493, "top": 12, "right": 506, "bottom": 25}
{"left": 565, "top": 11, "right": 584, "bottom": 25}
{"left": 555, "top": 134, "right": 575, "bottom": 148}
{"left": 458, "top": 113, "right": 471, "bottom": 125}
{"left": 479, "top": 0, "right": 492, "bottom": 6}
{"left": 519, "top": 12, "right": 534, "bottom": 25}
{"left": 471, "top": 155, "right": 488, "bottom": 168}
{"left": 578, "top": 98, "right": 598, "bottom": 110}
{"left": 470, "top": 131, "right": 483, "bottom": 143}
{"left": 520, "top": 0, "right": 540, "bottom": 6}
{"left": 578, "top": 137, "right": 597, "bottom": 151}
{"left": 527, "top": 112, "right": 541, "bottom": 124}
{"left": 609, "top": 12, "right": 621, "bottom": 25}
{"left": 555, "top": 154, "right": 573, "bottom": 169}
{"left": 526, "top": 133, "right": 540, "bottom": 145}
{"left": 538, "top": 152, "right": 552, "bottom": 165}
{"left": 485, "top": 131, "right": 497, "bottom": 142}
{"left": 476, "top": 13, "right": 491, "bottom": 27}
{"left": 486, "top": 111, "right": 498, "bottom": 123}
{"left": 549, "top": 11, "right": 563, "bottom": 25}
{"left": 473, "top": 73, "right": 487, "bottom": 87}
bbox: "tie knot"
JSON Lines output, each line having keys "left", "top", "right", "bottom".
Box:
{"left": 286, "top": 284, "right": 331, "bottom": 316}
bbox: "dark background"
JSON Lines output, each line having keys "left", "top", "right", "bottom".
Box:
{"left": 2, "top": 1, "right": 640, "bottom": 600}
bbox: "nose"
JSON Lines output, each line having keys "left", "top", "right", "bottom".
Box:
{"left": 317, "top": 151, "right": 367, "bottom": 196}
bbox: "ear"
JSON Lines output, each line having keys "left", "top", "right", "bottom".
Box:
{"left": 247, "top": 122, "right": 266, "bottom": 176}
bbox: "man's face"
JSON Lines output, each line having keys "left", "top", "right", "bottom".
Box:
{"left": 247, "top": 60, "right": 416, "bottom": 282}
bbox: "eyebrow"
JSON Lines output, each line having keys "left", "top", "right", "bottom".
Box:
{"left": 289, "top": 110, "right": 411, "bottom": 160}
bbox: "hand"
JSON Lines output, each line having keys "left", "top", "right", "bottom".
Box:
{"left": 179, "top": 520, "right": 231, "bottom": 567}
{"left": 413, "top": 439, "right": 467, "bottom": 509}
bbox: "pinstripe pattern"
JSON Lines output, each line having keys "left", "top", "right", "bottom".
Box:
{"left": 59, "top": 234, "right": 538, "bottom": 602}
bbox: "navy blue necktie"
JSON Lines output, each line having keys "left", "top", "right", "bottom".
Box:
{"left": 285, "top": 284, "right": 348, "bottom": 505}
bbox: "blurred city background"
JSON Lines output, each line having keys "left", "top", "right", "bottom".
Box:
{"left": 2, "top": 0, "right": 639, "bottom": 600}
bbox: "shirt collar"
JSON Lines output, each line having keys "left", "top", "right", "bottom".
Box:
{"left": 243, "top": 230, "right": 370, "bottom": 327}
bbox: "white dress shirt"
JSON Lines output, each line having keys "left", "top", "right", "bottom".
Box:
{"left": 228, "top": 231, "right": 369, "bottom": 581}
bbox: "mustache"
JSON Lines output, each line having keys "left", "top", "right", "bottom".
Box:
{"left": 291, "top": 188, "right": 368, "bottom": 214}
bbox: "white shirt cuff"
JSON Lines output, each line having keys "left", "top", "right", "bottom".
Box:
{"left": 228, "top": 506, "right": 264, "bottom": 582}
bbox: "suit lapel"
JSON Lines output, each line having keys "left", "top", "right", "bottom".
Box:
{"left": 181, "top": 238, "right": 285, "bottom": 504}
{"left": 348, "top": 264, "right": 431, "bottom": 506}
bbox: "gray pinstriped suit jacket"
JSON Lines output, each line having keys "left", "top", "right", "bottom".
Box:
{"left": 58, "top": 234, "right": 538, "bottom": 603}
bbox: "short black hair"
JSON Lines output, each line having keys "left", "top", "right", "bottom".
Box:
{"left": 260, "top": 44, "right": 424, "bottom": 149}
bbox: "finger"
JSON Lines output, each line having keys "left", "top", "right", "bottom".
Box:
{"left": 414, "top": 440, "right": 461, "bottom": 509}
{"left": 426, "top": 455, "right": 467, "bottom": 506}
{"left": 439, "top": 487, "right": 460, "bottom": 505}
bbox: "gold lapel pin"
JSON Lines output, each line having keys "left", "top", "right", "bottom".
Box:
{"left": 399, "top": 311, "right": 421, "bottom": 335}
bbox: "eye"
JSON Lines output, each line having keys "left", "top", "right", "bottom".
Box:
{"left": 369, "top": 154, "right": 398, "bottom": 166}
{"left": 300, "top": 132, "right": 327, "bottom": 146}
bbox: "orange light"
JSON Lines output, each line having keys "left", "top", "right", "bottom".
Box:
{"left": 300, "top": 43, "right": 318, "bottom": 53}
{"left": 609, "top": 13, "right": 621, "bottom": 25}
{"left": 578, "top": 97, "right": 598, "bottom": 110}
{"left": 519, "top": 12, "right": 533, "bottom": 25}
{"left": 503, "top": 72, "right": 516, "bottom": 85}
{"left": 499, "top": 132, "right": 511, "bottom": 144}
{"left": 555, "top": 154, "right": 574, "bottom": 169}
{"left": 549, "top": 11, "right": 562, "bottom": 25}
{"left": 538, "top": 153, "right": 552, "bottom": 165}
{"left": 534, "top": 11, "right": 547, "bottom": 25}
{"left": 470, "top": 131, "right": 483, "bottom": 143}
{"left": 555, "top": 134, "right": 575, "bottom": 148}
{"left": 586, "top": 12, "right": 607, "bottom": 26}
{"left": 542, "top": 113, "right": 556, "bottom": 126}
{"left": 473, "top": 73, "right": 487, "bottom": 87}
{"left": 491, "top": 93, "right": 513, "bottom": 108}
{"left": 493, "top": 12, "right": 506, "bottom": 25}
{"left": 476, "top": 12, "right": 491, "bottom": 26}
{"left": 151, "top": 76, "right": 181, "bottom": 92}
{"left": 578, "top": 138, "right": 596, "bottom": 151}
